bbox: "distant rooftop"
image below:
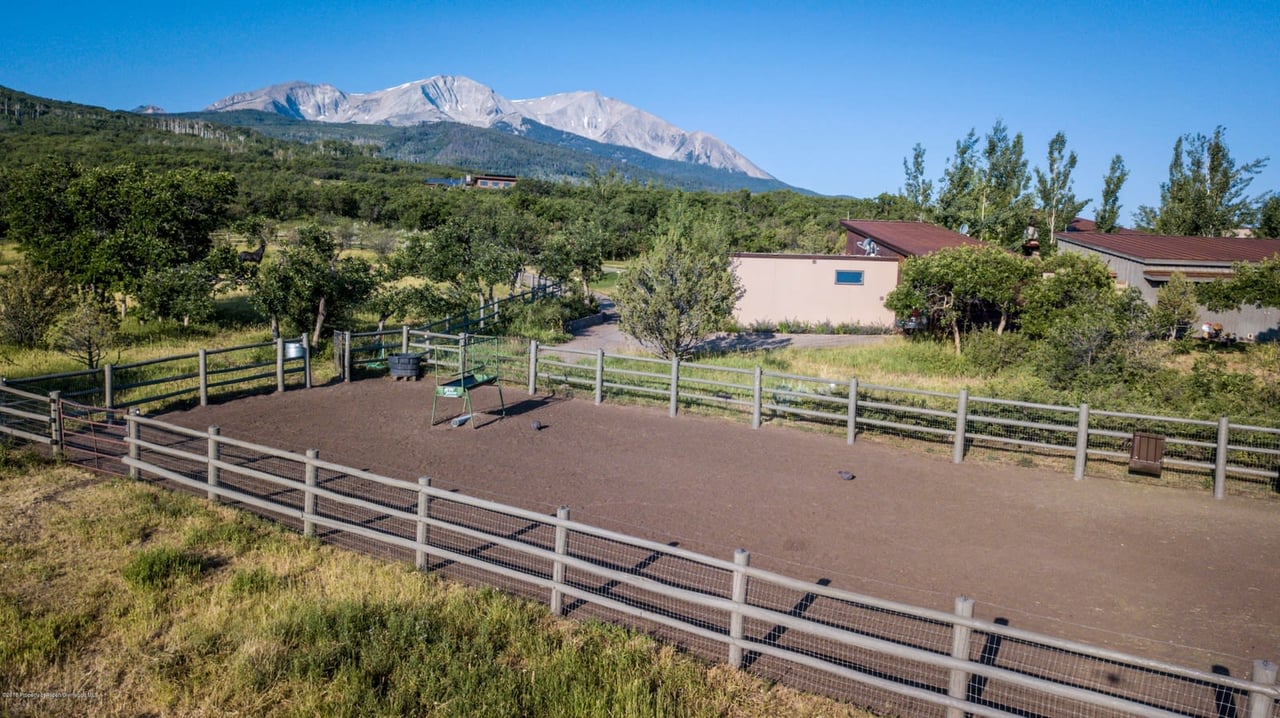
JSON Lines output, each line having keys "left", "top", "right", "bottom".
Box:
{"left": 840, "top": 220, "right": 983, "bottom": 258}
{"left": 1055, "top": 231, "right": 1280, "bottom": 264}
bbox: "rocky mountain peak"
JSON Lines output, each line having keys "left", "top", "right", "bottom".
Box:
{"left": 206, "top": 76, "right": 771, "bottom": 179}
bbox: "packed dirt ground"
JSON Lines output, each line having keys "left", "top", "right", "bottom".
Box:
{"left": 162, "top": 377, "right": 1280, "bottom": 679}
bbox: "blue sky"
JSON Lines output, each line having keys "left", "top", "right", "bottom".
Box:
{"left": 5, "top": 1, "right": 1278, "bottom": 222}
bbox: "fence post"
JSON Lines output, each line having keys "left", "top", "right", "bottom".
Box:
{"left": 669, "top": 356, "right": 680, "bottom": 417}
{"left": 47, "top": 391, "right": 62, "bottom": 460}
{"left": 301, "top": 333, "right": 312, "bottom": 389}
{"left": 207, "top": 426, "right": 220, "bottom": 502}
{"left": 343, "top": 330, "right": 353, "bottom": 383}
{"left": 1074, "top": 403, "right": 1090, "bottom": 481}
{"left": 1214, "top": 416, "right": 1229, "bottom": 500}
{"left": 103, "top": 364, "right": 114, "bottom": 409}
{"left": 1248, "top": 659, "right": 1277, "bottom": 718}
{"left": 594, "top": 349, "right": 605, "bottom": 405}
{"left": 728, "top": 548, "right": 750, "bottom": 668}
{"left": 946, "top": 596, "right": 976, "bottom": 718}
{"left": 197, "top": 349, "right": 209, "bottom": 406}
{"left": 527, "top": 340, "right": 539, "bottom": 395}
{"left": 551, "top": 506, "right": 570, "bottom": 616}
{"left": 847, "top": 377, "right": 859, "bottom": 445}
{"left": 416, "top": 477, "right": 432, "bottom": 570}
{"left": 303, "top": 449, "right": 318, "bottom": 538}
{"left": 332, "top": 330, "right": 341, "bottom": 376}
{"left": 275, "top": 337, "right": 285, "bottom": 393}
{"left": 952, "top": 388, "right": 968, "bottom": 464}
{"left": 458, "top": 334, "right": 468, "bottom": 377}
{"left": 401, "top": 324, "right": 410, "bottom": 354}
{"left": 127, "top": 415, "right": 139, "bottom": 480}
{"left": 750, "top": 367, "right": 763, "bottom": 429}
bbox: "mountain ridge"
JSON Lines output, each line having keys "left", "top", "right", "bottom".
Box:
{"left": 206, "top": 75, "right": 772, "bottom": 180}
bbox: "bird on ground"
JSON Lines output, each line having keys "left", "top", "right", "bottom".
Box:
{"left": 532, "top": 420, "right": 544, "bottom": 431}
{"left": 837, "top": 470, "right": 855, "bottom": 481}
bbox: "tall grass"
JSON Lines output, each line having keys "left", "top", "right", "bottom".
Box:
{"left": 0, "top": 462, "right": 878, "bottom": 718}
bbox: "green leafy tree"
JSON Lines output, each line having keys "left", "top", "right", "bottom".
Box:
{"left": 45, "top": 292, "right": 119, "bottom": 369}
{"left": 1095, "top": 155, "right": 1129, "bottom": 233}
{"left": 935, "top": 130, "right": 980, "bottom": 234}
{"left": 901, "top": 143, "right": 933, "bottom": 222}
{"left": 974, "top": 121, "right": 1034, "bottom": 248}
{"left": 884, "top": 245, "right": 1034, "bottom": 353}
{"left": 1150, "top": 272, "right": 1200, "bottom": 340}
{"left": 251, "top": 225, "right": 378, "bottom": 343}
{"left": 934, "top": 121, "right": 1033, "bottom": 248}
{"left": 1257, "top": 195, "right": 1280, "bottom": 238}
{"left": 0, "top": 261, "right": 69, "bottom": 348}
{"left": 613, "top": 199, "right": 743, "bottom": 359}
{"left": 396, "top": 195, "right": 532, "bottom": 307}
{"left": 1034, "top": 132, "right": 1089, "bottom": 248}
{"left": 537, "top": 216, "right": 606, "bottom": 297}
{"left": 1197, "top": 255, "right": 1280, "bottom": 312}
{"left": 1018, "top": 251, "right": 1119, "bottom": 340}
{"left": 4, "top": 162, "right": 235, "bottom": 299}
{"left": 136, "top": 263, "right": 218, "bottom": 327}
{"left": 1136, "top": 127, "right": 1269, "bottom": 236}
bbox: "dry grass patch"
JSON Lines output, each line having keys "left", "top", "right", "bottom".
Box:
{"left": 0, "top": 460, "right": 882, "bottom": 717}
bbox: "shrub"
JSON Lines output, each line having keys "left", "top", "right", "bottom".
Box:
{"left": 963, "top": 329, "right": 1031, "bottom": 376}
{"left": 0, "top": 261, "right": 68, "bottom": 348}
{"left": 833, "top": 322, "right": 895, "bottom": 335}
{"left": 45, "top": 292, "right": 120, "bottom": 369}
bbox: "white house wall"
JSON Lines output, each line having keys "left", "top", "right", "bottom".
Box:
{"left": 731, "top": 254, "right": 899, "bottom": 328}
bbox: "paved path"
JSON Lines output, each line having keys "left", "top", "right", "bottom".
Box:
{"left": 553, "top": 298, "right": 891, "bottom": 355}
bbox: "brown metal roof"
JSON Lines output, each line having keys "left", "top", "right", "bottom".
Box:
{"left": 840, "top": 220, "right": 982, "bottom": 257}
{"left": 1054, "top": 232, "right": 1280, "bottom": 264}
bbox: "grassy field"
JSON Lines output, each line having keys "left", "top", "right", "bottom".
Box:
{"left": 0, "top": 457, "right": 879, "bottom": 717}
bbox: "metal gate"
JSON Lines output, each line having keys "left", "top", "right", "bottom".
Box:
{"left": 58, "top": 399, "right": 129, "bottom": 476}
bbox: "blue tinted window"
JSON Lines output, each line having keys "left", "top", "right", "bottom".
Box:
{"left": 835, "top": 270, "right": 864, "bottom": 285}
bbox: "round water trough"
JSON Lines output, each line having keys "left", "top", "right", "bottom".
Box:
{"left": 388, "top": 353, "right": 422, "bottom": 380}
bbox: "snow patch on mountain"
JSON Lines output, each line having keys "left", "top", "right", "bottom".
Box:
{"left": 206, "top": 76, "right": 771, "bottom": 179}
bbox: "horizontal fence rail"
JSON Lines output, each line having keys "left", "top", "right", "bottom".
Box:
{"left": 2, "top": 336, "right": 311, "bottom": 412}
{"left": 2, "top": 325, "right": 1278, "bottom": 715}
{"left": 118, "top": 414, "right": 1280, "bottom": 718}
{"left": 523, "top": 342, "right": 1280, "bottom": 501}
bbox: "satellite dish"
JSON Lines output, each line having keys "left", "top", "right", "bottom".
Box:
{"left": 959, "top": 223, "right": 970, "bottom": 236}
{"left": 857, "top": 237, "right": 877, "bottom": 256}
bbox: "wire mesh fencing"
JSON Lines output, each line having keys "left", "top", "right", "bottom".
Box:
{"left": 116, "top": 413, "right": 1280, "bottom": 718}
{"left": 518, "top": 342, "right": 1280, "bottom": 501}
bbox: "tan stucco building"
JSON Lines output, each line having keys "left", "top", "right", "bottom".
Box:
{"left": 732, "top": 221, "right": 982, "bottom": 329}
{"left": 732, "top": 253, "right": 901, "bottom": 328}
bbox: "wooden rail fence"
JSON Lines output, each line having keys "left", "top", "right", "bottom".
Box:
{"left": 113, "top": 413, "right": 1278, "bottom": 718}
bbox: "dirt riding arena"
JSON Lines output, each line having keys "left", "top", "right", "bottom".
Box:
{"left": 162, "top": 377, "right": 1280, "bottom": 678}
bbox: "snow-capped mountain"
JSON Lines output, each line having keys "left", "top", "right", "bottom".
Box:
{"left": 206, "top": 75, "right": 772, "bottom": 179}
